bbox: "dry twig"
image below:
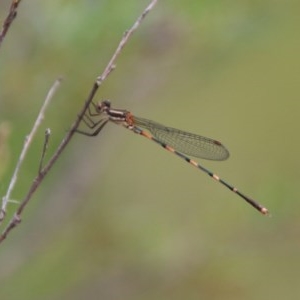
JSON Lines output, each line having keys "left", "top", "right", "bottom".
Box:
{"left": 0, "top": 0, "right": 158, "bottom": 244}
{"left": 0, "top": 79, "right": 62, "bottom": 222}
{"left": 0, "top": 0, "right": 22, "bottom": 49}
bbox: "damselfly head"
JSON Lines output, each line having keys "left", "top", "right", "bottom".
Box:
{"left": 96, "top": 100, "right": 111, "bottom": 113}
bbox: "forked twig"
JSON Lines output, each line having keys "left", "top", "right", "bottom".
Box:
{"left": 0, "top": 79, "right": 62, "bottom": 223}
{"left": 0, "top": 0, "right": 158, "bottom": 244}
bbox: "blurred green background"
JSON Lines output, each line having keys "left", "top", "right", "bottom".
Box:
{"left": 0, "top": 0, "right": 299, "bottom": 299}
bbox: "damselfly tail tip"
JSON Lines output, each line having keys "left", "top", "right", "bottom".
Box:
{"left": 260, "top": 207, "right": 270, "bottom": 216}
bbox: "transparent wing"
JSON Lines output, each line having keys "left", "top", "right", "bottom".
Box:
{"left": 133, "top": 116, "right": 229, "bottom": 161}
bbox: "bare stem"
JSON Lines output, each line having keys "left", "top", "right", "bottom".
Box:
{"left": 0, "top": 0, "right": 159, "bottom": 244}
{"left": 96, "top": 0, "right": 158, "bottom": 85}
{"left": 38, "top": 128, "right": 51, "bottom": 174}
{"left": 0, "top": 79, "right": 62, "bottom": 223}
{"left": 0, "top": 0, "right": 22, "bottom": 49}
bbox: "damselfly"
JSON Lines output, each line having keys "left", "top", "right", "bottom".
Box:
{"left": 77, "top": 100, "right": 268, "bottom": 215}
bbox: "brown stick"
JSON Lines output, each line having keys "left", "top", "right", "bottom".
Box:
{"left": 0, "top": 0, "right": 159, "bottom": 244}
{"left": 0, "top": 0, "right": 22, "bottom": 49}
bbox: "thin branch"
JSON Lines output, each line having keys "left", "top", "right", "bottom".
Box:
{"left": 38, "top": 128, "right": 51, "bottom": 174}
{"left": 0, "top": 0, "right": 22, "bottom": 49}
{"left": 96, "top": 0, "right": 158, "bottom": 85}
{"left": 0, "top": 79, "right": 62, "bottom": 223}
{"left": 0, "top": 0, "right": 159, "bottom": 244}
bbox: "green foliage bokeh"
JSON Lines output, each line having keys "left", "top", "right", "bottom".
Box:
{"left": 0, "top": 0, "right": 299, "bottom": 299}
